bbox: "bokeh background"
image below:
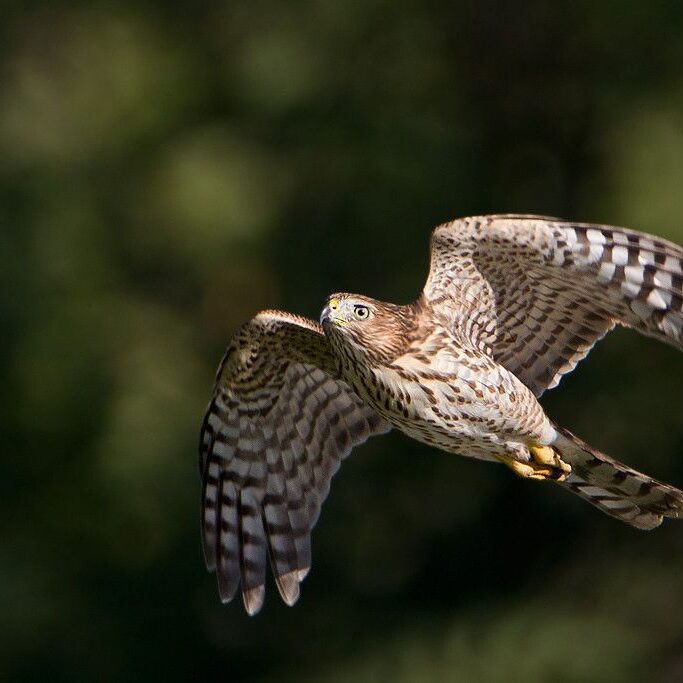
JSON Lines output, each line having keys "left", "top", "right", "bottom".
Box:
{"left": 2, "top": 2, "right": 683, "bottom": 681}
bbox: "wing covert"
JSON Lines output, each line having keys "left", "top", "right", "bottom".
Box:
{"left": 423, "top": 215, "right": 683, "bottom": 396}
{"left": 199, "top": 311, "right": 390, "bottom": 614}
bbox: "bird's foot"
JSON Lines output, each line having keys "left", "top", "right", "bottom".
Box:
{"left": 529, "top": 444, "right": 571, "bottom": 481}
{"left": 497, "top": 446, "right": 571, "bottom": 482}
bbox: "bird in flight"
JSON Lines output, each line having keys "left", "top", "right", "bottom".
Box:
{"left": 199, "top": 214, "right": 683, "bottom": 615}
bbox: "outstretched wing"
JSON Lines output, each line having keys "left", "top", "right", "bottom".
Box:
{"left": 200, "top": 310, "right": 390, "bottom": 615}
{"left": 424, "top": 214, "right": 683, "bottom": 396}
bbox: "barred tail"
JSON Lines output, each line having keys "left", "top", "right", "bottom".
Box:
{"left": 552, "top": 425, "right": 683, "bottom": 530}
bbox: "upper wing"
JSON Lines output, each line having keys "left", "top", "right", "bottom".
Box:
{"left": 423, "top": 214, "right": 683, "bottom": 396}
{"left": 199, "top": 310, "right": 390, "bottom": 615}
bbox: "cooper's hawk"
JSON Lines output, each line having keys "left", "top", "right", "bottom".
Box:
{"left": 200, "top": 214, "right": 683, "bottom": 614}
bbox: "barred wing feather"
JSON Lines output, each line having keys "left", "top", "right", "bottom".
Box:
{"left": 199, "top": 311, "right": 389, "bottom": 614}
{"left": 425, "top": 215, "right": 683, "bottom": 396}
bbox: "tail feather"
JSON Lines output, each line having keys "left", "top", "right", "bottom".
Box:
{"left": 552, "top": 425, "right": 683, "bottom": 530}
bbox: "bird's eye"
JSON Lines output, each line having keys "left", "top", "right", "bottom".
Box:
{"left": 353, "top": 305, "right": 370, "bottom": 320}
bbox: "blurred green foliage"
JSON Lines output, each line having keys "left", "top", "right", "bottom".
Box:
{"left": 2, "top": 2, "right": 683, "bottom": 681}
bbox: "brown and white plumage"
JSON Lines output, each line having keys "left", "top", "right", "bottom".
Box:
{"left": 425, "top": 215, "right": 682, "bottom": 395}
{"left": 200, "top": 312, "right": 389, "bottom": 614}
{"left": 201, "top": 215, "right": 683, "bottom": 613}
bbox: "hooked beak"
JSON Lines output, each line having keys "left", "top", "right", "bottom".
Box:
{"left": 320, "top": 298, "right": 346, "bottom": 326}
{"left": 319, "top": 305, "right": 331, "bottom": 325}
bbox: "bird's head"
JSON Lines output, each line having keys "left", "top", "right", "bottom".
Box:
{"left": 320, "top": 293, "right": 419, "bottom": 364}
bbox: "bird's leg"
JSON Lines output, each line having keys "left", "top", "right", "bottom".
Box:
{"left": 529, "top": 444, "right": 571, "bottom": 480}
{"left": 496, "top": 446, "right": 571, "bottom": 482}
{"left": 496, "top": 454, "right": 552, "bottom": 480}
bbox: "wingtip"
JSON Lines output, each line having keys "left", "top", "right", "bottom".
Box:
{"left": 218, "top": 580, "right": 242, "bottom": 605}
{"left": 203, "top": 554, "right": 217, "bottom": 573}
{"left": 274, "top": 570, "right": 301, "bottom": 607}
{"left": 242, "top": 585, "right": 265, "bottom": 616}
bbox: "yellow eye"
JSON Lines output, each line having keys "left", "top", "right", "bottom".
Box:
{"left": 353, "top": 305, "right": 370, "bottom": 320}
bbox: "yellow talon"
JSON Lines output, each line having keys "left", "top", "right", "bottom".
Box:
{"left": 495, "top": 454, "right": 549, "bottom": 479}
{"left": 529, "top": 444, "right": 571, "bottom": 477}
{"left": 497, "top": 446, "right": 571, "bottom": 482}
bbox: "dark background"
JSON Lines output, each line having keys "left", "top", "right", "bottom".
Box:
{"left": 2, "top": 2, "right": 683, "bottom": 681}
